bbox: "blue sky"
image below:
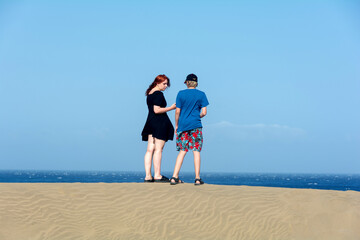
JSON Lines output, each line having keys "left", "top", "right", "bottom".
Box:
{"left": 1, "top": 1, "right": 359, "bottom": 173}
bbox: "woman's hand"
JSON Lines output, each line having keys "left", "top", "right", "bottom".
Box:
{"left": 170, "top": 103, "right": 176, "bottom": 110}
{"left": 154, "top": 104, "right": 176, "bottom": 114}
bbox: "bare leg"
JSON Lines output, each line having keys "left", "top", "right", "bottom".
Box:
{"left": 171, "top": 150, "right": 187, "bottom": 181}
{"left": 193, "top": 151, "right": 201, "bottom": 179}
{"left": 144, "top": 135, "right": 155, "bottom": 180}
{"left": 153, "top": 138, "right": 165, "bottom": 179}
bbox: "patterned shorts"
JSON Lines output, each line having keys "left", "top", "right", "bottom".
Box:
{"left": 176, "top": 128, "right": 203, "bottom": 152}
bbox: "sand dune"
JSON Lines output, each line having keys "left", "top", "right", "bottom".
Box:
{"left": 0, "top": 183, "right": 359, "bottom": 240}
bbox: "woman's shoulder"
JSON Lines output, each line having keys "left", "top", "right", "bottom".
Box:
{"left": 147, "top": 91, "right": 164, "bottom": 105}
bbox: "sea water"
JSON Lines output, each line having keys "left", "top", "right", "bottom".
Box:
{"left": 1, "top": 170, "right": 359, "bottom": 191}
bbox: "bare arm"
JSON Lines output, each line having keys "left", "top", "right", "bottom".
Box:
{"left": 200, "top": 107, "right": 207, "bottom": 118}
{"left": 153, "top": 103, "right": 176, "bottom": 114}
{"left": 175, "top": 107, "right": 181, "bottom": 132}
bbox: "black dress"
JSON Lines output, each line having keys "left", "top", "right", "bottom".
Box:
{"left": 141, "top": 91, "right": 174, "bottom": 142}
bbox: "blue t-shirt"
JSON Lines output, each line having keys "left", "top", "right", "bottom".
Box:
{"left": 176, "top": 89, "right": 209, "bottom": 132}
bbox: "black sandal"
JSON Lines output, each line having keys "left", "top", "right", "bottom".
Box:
{"left": 170, "top": 177, "right": 184, "bottom": 185}
{"left": 144, "top": 177, "right": 154, "bottom": 183}
{"left": 154, "top": 175, "right": 170, "bottom": 182}
{"left": 194, "top": 178, "right": 204, "bottom": 185}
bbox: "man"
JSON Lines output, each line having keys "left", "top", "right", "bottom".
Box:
{"left": 170, "top": 73, "right": 209, "bottom": 185}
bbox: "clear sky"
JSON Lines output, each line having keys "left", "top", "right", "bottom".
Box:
{"left": 1, "top": 1, "right": 359, "bottom": 174}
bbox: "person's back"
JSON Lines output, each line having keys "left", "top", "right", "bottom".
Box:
{"left": 170, "top": 74, "right": 209, "bottom": 186}
{"left": 176, "top": 89, "right": 208, "bottom": 133}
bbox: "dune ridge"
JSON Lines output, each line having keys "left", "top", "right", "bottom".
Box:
{"left": 0, "top": 183, "right": 359, "bottom": 240}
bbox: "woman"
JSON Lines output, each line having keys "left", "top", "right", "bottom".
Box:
{"left": 142, "top": 74, "right": 176, "bottom": 182}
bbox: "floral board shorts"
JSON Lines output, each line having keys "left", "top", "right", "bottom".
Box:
{"left": 176, "top": 128, "right": 203, "bottom": 152}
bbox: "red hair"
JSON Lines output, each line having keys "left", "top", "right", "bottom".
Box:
{"left": 145, "top": 74, "right": 170, "bottom": 96}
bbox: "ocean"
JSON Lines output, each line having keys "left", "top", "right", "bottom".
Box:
{"left": 0, "top": 170, "right": 359, "bottom": 192}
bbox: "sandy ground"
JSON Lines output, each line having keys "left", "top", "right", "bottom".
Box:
{"left": 0, "top": 183, "right": 359, "bottom": 240}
